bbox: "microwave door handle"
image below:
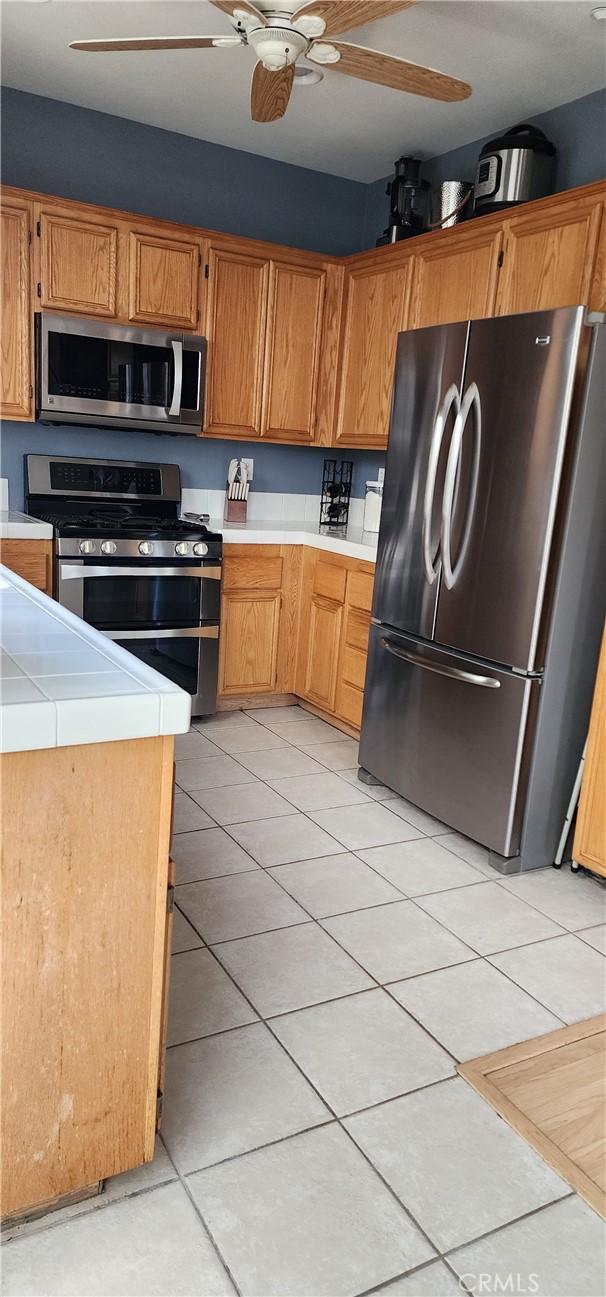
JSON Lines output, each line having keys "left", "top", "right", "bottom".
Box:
{"left": 380, "top": 637, "right": 500, "bottom": 688}
{"left": 169, "top": 339, "right": 184, "bottom": 417}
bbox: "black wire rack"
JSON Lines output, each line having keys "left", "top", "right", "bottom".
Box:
{"left": 320, "top": 459, "right": 353, "bottom": 530}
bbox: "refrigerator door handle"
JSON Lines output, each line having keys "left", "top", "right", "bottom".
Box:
{"left": 442, "top": 381, "right": 482, "bottom": 590}
{"left": 422, "top": 383, "right": 461, "bottom": 585}
{"left": 380, "top": 637, "right": 501, "bottom": 688}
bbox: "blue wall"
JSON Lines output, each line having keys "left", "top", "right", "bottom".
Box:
{"left": 2, "top": 420, "right": 385, "bottom": 506}
{"left": 2, "top": 85, "right": 604, "bottom": 508}
{"left": 363, "top": 88, "right": 606, "bottom": 247}
{"left": 0, "top": 87, "right": 366, "bottom": 256}
{"left": 0, "top": 87, "right": 376, "bottom": 508}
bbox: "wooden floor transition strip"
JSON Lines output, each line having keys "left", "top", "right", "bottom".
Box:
{"left": 458, "top": 1015, "right": 606, "bottom": 1220}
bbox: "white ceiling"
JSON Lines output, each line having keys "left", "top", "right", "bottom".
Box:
{"left": 1, "top": 1, "right": 604, "bottom": 181}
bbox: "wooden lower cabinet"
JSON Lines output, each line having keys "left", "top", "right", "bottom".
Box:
{"left": 573, "top": 628, "right": 606, "bottom": 877}
{"left": 335, "top": 569, "right": 374, "bottom": 729}
{"left": 1, "top": 735, "right": 174, "bottom": 1221}
{"left": 296, "top": 549, "right": 375, "bottom": 730}
{"left": 0, "top": 539, "right": 53, "bottom": 594}
{"left": 218, "top": 545, "right": 302, "bottom": 700}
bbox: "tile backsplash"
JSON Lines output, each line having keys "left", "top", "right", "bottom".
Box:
{"left": 182, "top": 488, "right": 365, "bottom": 529}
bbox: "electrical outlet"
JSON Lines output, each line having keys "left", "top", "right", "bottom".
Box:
{"left": 241, "top": 458, "right": 254, "bottom": 482}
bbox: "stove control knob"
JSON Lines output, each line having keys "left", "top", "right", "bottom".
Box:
{"left": 100, "top": 540, "right": 117, "bottom": 555}
{"left": 139, "top": 541, "right": 154, "bottom": 556}
{"left": 79, "top": 539, "right": 97, "bottom": 555}
{"left": 193, "top": 542, "right": 209, "bottom": 557}
{"left": 175, "top": 541, "right": 190, "bottom": 556}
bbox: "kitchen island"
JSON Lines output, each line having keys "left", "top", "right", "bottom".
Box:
{"left": 0, "top": 566, "right": 190, "bottom": 1223}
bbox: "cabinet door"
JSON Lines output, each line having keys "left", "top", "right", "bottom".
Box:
{"left": 410, "top": 228, "right": 503, "bottom": 328}
{"left": 0, "top": 541, "right": 52, "bottom": 593}
{"left": 261, "top": 261, "right": 326, "bottom": 443}
{"left": 335, "top": 258, "right": 413, "bottom": 448}
{"left": 298, "top": 557, "right": 346, "bottom": 711}
{"left": 1, "top": 200, "right": 33, "bottom": 420}
{"left": 302, "top": 596, "right": 343, "bottom": 711}
{"left": 495, "top": 196, "right": 603, "bottom": 315}
{"left": 219, "top": 591, "right": 281, "bottom": 694}
{"left": 574, "top": 629, "right": 606, "bottom": 878}
{"left": 128, "top": 230, "right": 201, "bottom": 329}
{"left": 335, "top": 568, "right": 374, "bottom": 731}
{"left": 38, "top": 209, "right": 118, "bottom": 317}
{"left": 204, "top": 246, "right": 269, "bottom": 438}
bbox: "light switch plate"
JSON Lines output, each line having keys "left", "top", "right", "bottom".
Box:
{"left": 241, "top": 458, "right": 254, "bottom": 482}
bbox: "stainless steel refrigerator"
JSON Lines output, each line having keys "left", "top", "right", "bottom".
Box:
{"left": 359, "top": 306, "right": 605, "bottom": 872}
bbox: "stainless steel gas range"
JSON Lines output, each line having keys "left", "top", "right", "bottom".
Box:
{"left": 26, "top": 454, "right": 222, "bottom": 716}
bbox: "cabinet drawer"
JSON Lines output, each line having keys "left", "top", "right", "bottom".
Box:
{"left": 223, "top": 555, "right": 283, "bottom": 591}
{"left": 341, "top": 644, "right": 367, "bottom": 691}
{"left": 344, "top": 607, "right": 371, "bottom": 654}
{"left": 347, "top": 570, "right": 374, "bottom": 614}
{"left": 313, "top": 561, "right": 346, "bottom": 603}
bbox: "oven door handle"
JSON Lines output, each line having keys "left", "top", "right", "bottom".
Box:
{"left": 169, "top": 339, "right": 183, "bottom": 417}
{"left": 59, "top": 564, "right": 221, "bottom": 580}
{"left": 102, "top": 626, "right": 219, "bottom": 640}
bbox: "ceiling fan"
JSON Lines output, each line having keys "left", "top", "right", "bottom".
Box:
{"left": 69, "top": 0, "right": 471, "bottom": 124}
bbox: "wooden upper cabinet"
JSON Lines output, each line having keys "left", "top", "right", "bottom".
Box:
{"left": 410, "top": 226, "right": 503, "bottom": 328}
{"left": 38, "top": 209, "right": 118, "bottom": 317}
{"left": 204, "top": 246, "right": 269, "bottom": 438}
{"left": 334, "top": 257, "right": 413, "bottom": 448}
{"left": 495, "top": 194, "right": 603, "bottom": 315}
{"left": 1, "top": 199, "right": 33, "bottom": 420}
{"left": 261, "top": 261, "right": 326, "bottom": 443}
{"left": 128, "top": 229, "right": 201, "bottom": 329}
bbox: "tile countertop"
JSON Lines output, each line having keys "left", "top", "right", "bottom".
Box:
{"left": 213, "top": 519, "right": 378, "bottom": 562}
{"left": 0, "top": 510, "right": 54, "bottom": 540}
{"left": 0, "top": 565, "right": 191, "bottom": 754}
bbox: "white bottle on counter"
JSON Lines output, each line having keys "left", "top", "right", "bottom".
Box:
{"left": 363, "top": 470, "right": 384, "bottom": 532}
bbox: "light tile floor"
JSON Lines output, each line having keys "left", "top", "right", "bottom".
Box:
{"left": 4, "top": 705, "right": 606, "bottom": 1296}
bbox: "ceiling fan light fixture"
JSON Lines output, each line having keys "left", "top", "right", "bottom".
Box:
{"left": 248, "top": 24, "right": 308, "bottom": 68}
{"left": 293, "top": 63, "right": 324, "bottom": 84}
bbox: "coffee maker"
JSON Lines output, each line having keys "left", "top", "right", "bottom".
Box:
{"left": 376, "top": 156, "right": 430, "bottom": 246}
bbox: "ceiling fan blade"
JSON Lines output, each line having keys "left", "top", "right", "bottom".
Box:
{"left": 312, "top": 41, "right": 471, "bottom": 101}
{"left": 210, "top": 1, "right": 267, "bottom": 26}
{"left": 251, "top": 62, "right": 294, "bottom": 122}
{"left": 291, "top": 1, "right": 416, "bottom": 39}
{"left": 69, "top": 36, "right": 242, "bottom": 52}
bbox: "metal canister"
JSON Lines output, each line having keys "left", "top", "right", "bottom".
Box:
{"left": 437, "top": 180, "right": 473, "bottom": 227}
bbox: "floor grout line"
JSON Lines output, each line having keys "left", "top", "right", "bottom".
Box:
{"left": 11, "top": 714, "right": 603, "bottom": 1283}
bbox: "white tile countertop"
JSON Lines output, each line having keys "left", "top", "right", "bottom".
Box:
{"left": 0, "top": 565, "right": 191, "bottom": 754}
{"left": 0, "top": 510, "right": 54, "bottom": 540}
{"left": 211, "top": 518, "right": 378, "bottom": 562}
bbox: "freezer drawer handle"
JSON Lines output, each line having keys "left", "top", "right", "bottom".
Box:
{"left": 423, "top": 383, "right": 461, "bottom": 585}
{"left": 442, "top": 381, "right": 482, "bottom": 590}
{"left": 380, "top": 638, "right": 500, "bottom": 688}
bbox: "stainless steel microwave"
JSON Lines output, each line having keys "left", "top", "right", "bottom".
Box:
{"left": 37, "top": 313, "right": 206, "bottom": 434}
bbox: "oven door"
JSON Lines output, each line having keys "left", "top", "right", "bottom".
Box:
{"left": 39, "top": 314, "right": 205, "bottom": 432}
{"left": 104, "top": 627, "right": 219, "bottom": 716}
{"left": 57, "top": 561, "right": 221, "bottom": 628}
{"left": 56, "top": 560, "right": 221, "bottom": 714}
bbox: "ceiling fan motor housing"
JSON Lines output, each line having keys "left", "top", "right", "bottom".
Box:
{"left": 248, "top": 24, "right": 308, "bottom": 69}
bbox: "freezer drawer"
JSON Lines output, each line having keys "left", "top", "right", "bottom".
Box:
{"left": 359, "top": 625, "right": 540, "bottom": 858}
